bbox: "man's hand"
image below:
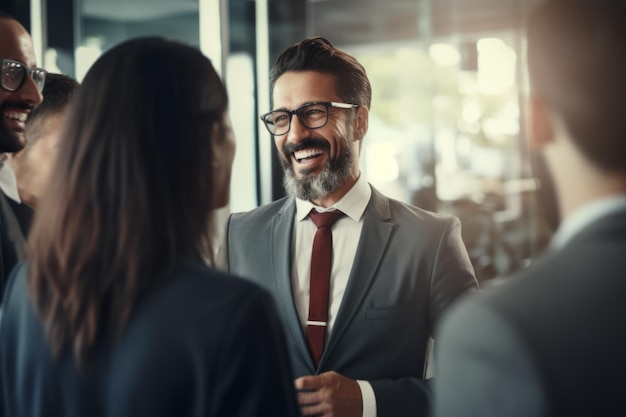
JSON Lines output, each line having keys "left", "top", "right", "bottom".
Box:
{"left": 294, "top": 371, "right": 363, "bottom": 417}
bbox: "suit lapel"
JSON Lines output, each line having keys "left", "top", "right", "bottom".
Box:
{"left": 271, "top": 198, "right": 316, "bottom": 373}
{"left": 320, "top": 187, "right": 394, "bottom": 368}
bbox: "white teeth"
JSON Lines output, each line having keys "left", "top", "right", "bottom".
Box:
{"left": 294, "top": 148, "right": 324, "bottom": 161}
{"left": 3, "top": 112, "right": 27, "bottom": 122}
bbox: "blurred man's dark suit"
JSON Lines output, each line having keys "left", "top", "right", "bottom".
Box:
{"left": 435, "top": 205, "right": 626, "bottom": 416}
{"left": 0, "top": 184, "right": 33, "bottom": 301}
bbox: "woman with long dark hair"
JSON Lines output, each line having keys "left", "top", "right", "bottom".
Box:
{"left": 0, "top": 37, "right": 299, "bottom": 417}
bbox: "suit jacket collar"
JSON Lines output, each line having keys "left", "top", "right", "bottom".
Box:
{"left": 551, "top": 194, "right": 626, "bottom": 250}
{"left": 563, "top": 205, "right": 626, "bottom": 248}
{"left": 530, "top": 205, "right": 626, "bottom": 271}
{"left": 320, "top": 186, "right": 394, "bottom": 368}
{"left": 271, "top": 198, "right": 314, "bottom": 370}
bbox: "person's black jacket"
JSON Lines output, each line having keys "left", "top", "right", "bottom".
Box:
{"left": 0, "top": 192, "right": 33, "bottom": 301}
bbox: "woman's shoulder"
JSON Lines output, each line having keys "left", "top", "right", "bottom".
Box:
{"left": 170, "top": 257, "right": 268, "bottom": 297}
{"left": 136, "top": 257, "right": 275, "bottom": 323}
{"left": 116, "top": 258, "right": 279, "bottom": 360}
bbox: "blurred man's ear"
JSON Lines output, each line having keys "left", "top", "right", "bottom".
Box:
{"left": 355, "top": 106, "right": 369, "bottom": 141}
{"left": 527, "top": 95, "right": 555, "bottom": 152}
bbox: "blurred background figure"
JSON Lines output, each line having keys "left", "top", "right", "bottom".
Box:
{"left": 9, "top": 73, "right": 79, "bottom": 208}
{"left": 0, "top": 37, "right": 300, "bottom": 417}
{"left": 433, "top": 0, "right": 626, "bottom": 416}
{"left": 0, "top": 12, "right": 45, "bottom": 300}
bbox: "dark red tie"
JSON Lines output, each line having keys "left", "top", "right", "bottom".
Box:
{"left": 306, "top": 209, "right": 344, "bottom": 366}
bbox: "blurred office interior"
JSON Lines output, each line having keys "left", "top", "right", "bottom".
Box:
{"left": 3, "top": 0, "right": 555, "bottom": 282}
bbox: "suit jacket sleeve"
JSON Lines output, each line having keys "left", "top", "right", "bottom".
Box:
{"left": 371, "top": 216, "right": 478, "bottom": 417}
{"left": 427, "top": 216, "right": 479, "bottom": 330}
{"left": 432, "top": 296, "right": 545, "bottom": 417}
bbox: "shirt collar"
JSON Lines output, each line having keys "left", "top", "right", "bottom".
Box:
{"left": 551, "top": 194, "right": 626, "bottom": 250}
{"left": 0, "top": 157, "right": 22, "bottom": 203}
{"left": 296, "top": 174, "right": 371, "bottom": 222}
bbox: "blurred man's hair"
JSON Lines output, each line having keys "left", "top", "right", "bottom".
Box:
{"left": 527, "top": 0, "right": 626, "bottom": 173}
{"left": 24, "top": 73, "right": 79, "bottom": 144}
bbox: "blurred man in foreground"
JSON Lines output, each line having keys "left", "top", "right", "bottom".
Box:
{"left": 433, "top": 1, "right": 626, "bottom": 416}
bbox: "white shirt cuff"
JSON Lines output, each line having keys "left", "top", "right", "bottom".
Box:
{"left": 356, "top": 380, "right": 377, "bottom": 417}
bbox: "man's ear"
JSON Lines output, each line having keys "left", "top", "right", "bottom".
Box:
{"left": 354, "top": 106, "right": 369, "bottom": 141}
{"left": 527, "top": 95, "right": 555, "bottom": 151}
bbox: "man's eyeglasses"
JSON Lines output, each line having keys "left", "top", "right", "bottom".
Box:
{"left": 260, "top": 101, "right": 358, "bottom": 136}
{"left": 1, "top": 58, "right": 47, "bottom": 93}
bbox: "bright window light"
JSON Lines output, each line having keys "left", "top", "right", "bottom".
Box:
{"left": 429, "top": 43, "right": 461, "bottom": 67}
{"left": 477, "top": 38, "right": 516, "bottom": 95}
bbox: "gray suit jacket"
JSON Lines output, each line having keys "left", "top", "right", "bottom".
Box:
{"left": 433, "top": 208, "right": 626, "bottom": 417}
{"left": 227, "top": 185, "right": 477, "bottom": 417}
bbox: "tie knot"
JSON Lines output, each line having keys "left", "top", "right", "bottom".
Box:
{"left": 309, "top": 209, "right": 344, "bottom": 229}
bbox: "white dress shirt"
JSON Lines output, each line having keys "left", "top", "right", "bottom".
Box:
{"left": 292, "top": 174, "right": 377, "bottom": 417}
{"left": 0, "top": 154, "right": 22, "bottom": 203}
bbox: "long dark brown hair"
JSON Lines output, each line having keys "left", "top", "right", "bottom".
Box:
{"left": 27, "top": 37, "right": 228, "bottom": 367}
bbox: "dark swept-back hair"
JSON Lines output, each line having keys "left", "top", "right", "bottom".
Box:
{"left": 27, "top": 36, "right": 228, "bottom": 367}
{"left": 527, "top": 0, "right": 626, "bottom": 173}
{"left": 25, "top": 73, "right": 79, "bottom": 144}
{"left": 270, "top": 36, "right": 372, "bottom": 110}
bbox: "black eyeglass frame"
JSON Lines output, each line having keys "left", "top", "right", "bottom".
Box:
{"left": 260, "top": 101, "right": 358, "bottom": 136}
{"left": 1, "top": 58, "right": 48, "bottom": 93}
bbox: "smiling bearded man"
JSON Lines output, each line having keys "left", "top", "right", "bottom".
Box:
{"left": 224, "top": 36, "right": 477, "bottom": 417}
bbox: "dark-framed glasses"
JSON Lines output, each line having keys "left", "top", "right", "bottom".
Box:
{"left": 1, "top": 58, "right": 47, "bottom": 93}
{"left": 260, "top": 101, "right": 358, "bottom": 136}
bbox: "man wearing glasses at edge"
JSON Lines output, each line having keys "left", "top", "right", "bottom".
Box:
{"left": 224, "top": 36, "right": 478, "bottom": 417}
{"left": 0, "top": 12, "right": 47, "bottom": 301}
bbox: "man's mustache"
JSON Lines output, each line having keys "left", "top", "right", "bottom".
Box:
{"left": 283, "top": 138, "right": 330, "bottom": 156}
{"left": 0, "top": 101, "right": 35, "bottom": 111}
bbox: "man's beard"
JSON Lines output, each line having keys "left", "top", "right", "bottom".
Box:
{"left": 0, "top": 124, "right": 24, "bottom": 153}
{"left": 280, "top": 136, "right": 354, "bottom": 201}
{"left": 0, "top": 104, "right": 28, "bottom": 153}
